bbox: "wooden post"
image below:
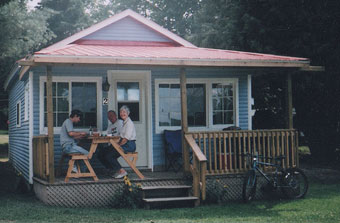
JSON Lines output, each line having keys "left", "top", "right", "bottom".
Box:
{"left": 180, "top": 68, "right": 190, "bottom": 172}
{"left": 46, "top": 66, "right": 55, "bottom": 183}
{"left": 286, "top": 73, "right": 293, "bottom": 129}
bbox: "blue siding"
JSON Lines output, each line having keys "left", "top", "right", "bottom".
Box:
{"left": 8, "top": 76, "right": 30, "bottom": 181}
{"left": 83, "top": 17, "right": 172, "bottom": 43}
{"left": 27, "top": 66, "right": 251, "bottom": 170}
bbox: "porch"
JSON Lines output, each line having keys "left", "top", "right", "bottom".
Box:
{"left": 32, "top": 128, "right": 298, "bottom": 207}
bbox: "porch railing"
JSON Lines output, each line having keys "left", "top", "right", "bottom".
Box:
{"left": 184, "top": 134, "right": 207, "bottom": 205}
{"left": 187, "top": 129, "right": 299, "bottom": 175}
{"left": 32, "top": 135, "right": 50, "bottom": 181}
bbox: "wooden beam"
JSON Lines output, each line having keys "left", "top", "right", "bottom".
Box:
{"left": 32, "top": 55, "right": 310, "bottom": 68}
{"left": 46, "top": 66, "right": 55, "bottom": 183}
{"left": 180, "top": 68, "right": 190, "bottom": 173}
{"left": 286, "top": 73, "right": 293, "bottom": 129}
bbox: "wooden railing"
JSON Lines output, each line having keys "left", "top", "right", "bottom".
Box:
{"left": 32, "top": 135, "right": 50, "bottom": 181}
{"left": 184, "top": 134, "right": 207, "bottom": 205}
{"left": 187, "top": 129, "right": 299, "bottom": 175}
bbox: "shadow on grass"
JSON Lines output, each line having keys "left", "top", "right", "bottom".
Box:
{"left": 0, "top": 144, "right": 8, "bottom": 159}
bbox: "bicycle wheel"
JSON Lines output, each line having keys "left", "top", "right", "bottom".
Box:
{"left": 242, "top": 170, "right": 257, "bottom": 203}
{"left": 281, "top": 167, "right": 308, "bottom": 199}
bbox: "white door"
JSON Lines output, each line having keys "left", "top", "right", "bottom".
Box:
{"left": 107, "top": 70, "right": 151, "bottom": 169}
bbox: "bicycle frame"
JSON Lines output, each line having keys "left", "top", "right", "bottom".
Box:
{"left": 249, "top": 154, "right": 284, "bottom": 187}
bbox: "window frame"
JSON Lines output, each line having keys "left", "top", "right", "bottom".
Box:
{"left": 24, "top": 82, "right": 29, "bottom": 121}
{"left": 16, "top": 100, "right": 21, "bottom": 128}
{"left": 155, "top": 78, "right": 239, "bottom": 134}
{"left": 39, "top": 76, "right": 102, "bottom": 134}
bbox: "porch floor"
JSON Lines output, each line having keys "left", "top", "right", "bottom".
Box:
{"left": 36, "top": 169, "right": 187, "bottom": 185}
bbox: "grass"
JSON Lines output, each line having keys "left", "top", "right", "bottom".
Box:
{"left": 0, "top": 132, "right": 8, "bottom": 162}
{"left": 298, "top": 146, "right": 311, "bottom": 155}
{"left": 0, "top": 182, "right": 340, "bottom": 223}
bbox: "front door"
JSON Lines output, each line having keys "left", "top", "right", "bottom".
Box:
{"left": 107, "top": 70, "right": 151, "bottom": 169}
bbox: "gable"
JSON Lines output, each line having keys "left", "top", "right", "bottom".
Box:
{"left": 82, "top": 16, "right": 174, "bottom": 43}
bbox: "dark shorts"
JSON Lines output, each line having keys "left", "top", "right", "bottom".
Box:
{"left": 121, "top": 140, "right": 136, "bottom": 153}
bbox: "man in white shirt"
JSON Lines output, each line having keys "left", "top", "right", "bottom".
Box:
{"left": 97, "top": 110, "right": 123, "bottom": 174}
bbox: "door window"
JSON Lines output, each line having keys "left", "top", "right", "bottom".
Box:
{"left": 117, "top": 82, "right": 140, "bottom": 121}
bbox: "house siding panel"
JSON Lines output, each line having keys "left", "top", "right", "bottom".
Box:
{"left": 83, "top": 17, "right": 172, "bottom": 43}
{"left": 8, "top": 77, "right": 30, "bottom": 181}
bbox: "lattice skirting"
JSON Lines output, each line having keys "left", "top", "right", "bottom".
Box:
{"left": 33, "top": 178, "right": 191, "bottom": 207}
{"left": 205, "top": 174, "right": 269, "bottom": 202}
{"left": 33, "top": 174, "right": 271, "bottom": 207}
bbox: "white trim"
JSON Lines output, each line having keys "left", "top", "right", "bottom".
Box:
{"left": 107, "top": 70, "right": 153, "bottom": 170}
{"left": 154, "top": 78, "right": 239, "bottom": 134}
{"left": 24, "top": 82, "right": 29, "bottom": 121}
{"left": 39, "top": 76, "right": 102, "bottom": 134}
{"left": 16, "top": 100, "right": 21, "bottom": 128}
{"left": 247, "top": 75, "right": 252, "bottom": 130}
{"left": 28, "top": 72, "right": 34, "bottom": 184}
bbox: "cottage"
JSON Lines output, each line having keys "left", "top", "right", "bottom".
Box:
{"left": 4, "top": 9, "right": 319, "bottom": 206}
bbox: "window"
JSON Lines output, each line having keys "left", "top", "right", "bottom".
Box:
{"left": 155, "top": 79, "right": 238, "bottom": 133}
{"left": 158, "top": 83, "right": 206, "bottom": 127}
{"left": 41, "top": 77, "right": 100, "bottom": 130}
{"left": 212, "top": 83, "right": 234, "bottom": 125}
{"left": 117, "top": 82, "right": 140, "bottom": 121}
{"left": 16, "top": 101, "right": 21, "bottom": 127}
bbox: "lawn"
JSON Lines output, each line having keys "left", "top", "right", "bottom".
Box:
{"left": 0, "top": 132, "right": 8, "bottom": 162}
{"left": 0, "top": 181, "right": 339, "bottom": 223}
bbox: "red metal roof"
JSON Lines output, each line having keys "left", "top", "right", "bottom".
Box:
{"left": 36, "top": 43, "right": 307, "bottom": 62}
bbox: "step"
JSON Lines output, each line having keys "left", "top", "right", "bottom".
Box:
{"left": 140, "top": 185, "right": 192, "bottom": 191}
{"left": 143, "top": 196, "right": 198, "bottom": 203}
{"left": 143, "top": 196, "right": 198, "bottom": 209}
{"left": 140, "top": 185, "right": 192, "bottom": 199}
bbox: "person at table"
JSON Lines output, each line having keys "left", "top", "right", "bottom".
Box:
{"left": 113, "top": 105, "right": 137, "bottom": 179}
{"left": 97, "top": 110, "right": 123, "bottom": 173}
{"left": 106, "top": 110, "right": 123, "bottom": 136}
{"left": 60, "top": 109, "right": 88, "bottom": 173}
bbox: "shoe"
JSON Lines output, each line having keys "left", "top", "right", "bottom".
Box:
{"left": 112, "top": 172, "right": 120, "bottom": 178}
{"left": 71, "top": 166, "right": 78, "bottom": 173}
{"left": 115, "top": 171, "right": 128, "bottom": 179}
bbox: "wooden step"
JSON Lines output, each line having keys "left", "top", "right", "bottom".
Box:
{"left": 143, "top": 196, "right": 198, "bottom": 203}
{"left": 140, "top": 185, "right": 192, "bottom": 199}
{"left": 140, "top": 185, "right": 192, "bottom": 190}
{"left": 143, "top": 196, "right": 198, "bottom": 209}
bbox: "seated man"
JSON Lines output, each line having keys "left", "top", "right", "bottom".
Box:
{"left": 60, "top": 109, "right": 88, "bottom": 173}
{"left": 97, "top": 110, "right": 123, "bottom": 175}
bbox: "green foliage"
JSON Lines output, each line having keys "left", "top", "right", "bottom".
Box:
{"left": 111, "top": 176, "right": 143, "bottom": 209}
{"left": 0, "top": 1, "right": 54, "bottom": 75}
{"left": 37, "top": 0, "right": 93, "bottom": 44}
{"left": 204, "top": 178, "right": 228, "bottom": 204}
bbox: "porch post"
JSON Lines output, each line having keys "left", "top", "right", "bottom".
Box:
{"left": 285, "top": 73, "right": 293, "bottom": 129}
{"left": 46, "top": 66, "right": 55, "bottom": 183}
{"left": 180, "top": 67, "right": 190, "bottom": 172}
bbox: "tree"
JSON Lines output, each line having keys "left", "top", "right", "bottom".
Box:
{"left": 0, "top": 0, "right": 54, "bottom": 129}
{"left": 36, "top": 0, "right": 93, "bottom": 44}
{"left": 189, "top": 0, "right": 340, "bottom": 161}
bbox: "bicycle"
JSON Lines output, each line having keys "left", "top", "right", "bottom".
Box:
{"left": 242, "top": 153, "right": 308, "bottom": 203}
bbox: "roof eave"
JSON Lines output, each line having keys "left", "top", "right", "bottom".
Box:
{"left": 19, "top": 55, "right": 310, "bottom": 69}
